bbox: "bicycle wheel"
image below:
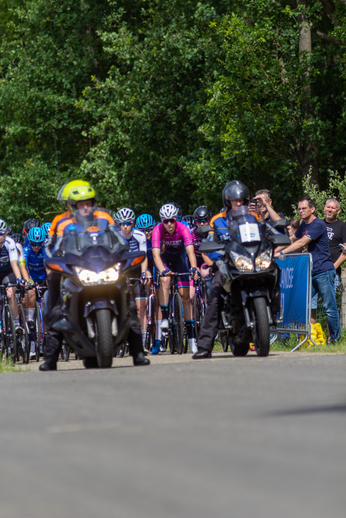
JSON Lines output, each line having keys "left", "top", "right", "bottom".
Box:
{"left": 3, "top": 304, "right": 17, "bottom": 362}
{"left": 193, "top": 292, "right": 205, "bottom": 338}
{"left": 172, "top": 293, "right": 184, "bottom": 354}
{"left": 34, "top": 303, "right": 43, "bottom": 362}
{"left": 18, "top": 304, "right": 29, "bottom": 364}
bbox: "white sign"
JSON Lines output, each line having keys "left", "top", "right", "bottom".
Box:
{"left": 239, "top": 223, "right": 260, "bottom": 243}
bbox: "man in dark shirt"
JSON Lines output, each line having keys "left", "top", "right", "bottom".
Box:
{"left": 324, "top": 197, "right": 346, "bottom": 276}
{"left": 274, "top": 196, "right": 341, "bottom": 342}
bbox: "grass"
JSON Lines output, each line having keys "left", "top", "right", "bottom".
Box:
{"left": 214, "top": 327, "right": 346, "bottom": 354}
{"left": 0, "top": 356, "right": 22, "bottom": 373}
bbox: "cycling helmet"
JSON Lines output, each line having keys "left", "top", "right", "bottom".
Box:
{"left": 159, "top": 203, "right": 179, "bottom": 220}
{"left": 41, "top": 222, "right": 51, "bottom": 237}
{"left": 57, "top": 180, "right": 91, "bottom": 202}
{"left": 23, "top": 218, "right": 41, "bottom": 234}
{"left": 12, "top": 233, "right": 24, "bottom": 246}
{"left": 0, "top": 219, "right": 7, "bottom": 234}
{"left": 28, "top": 226, "right": 45, "bottom": 244}
{"left": 136, "top": 214, "right": 155, "bottom": 230}
{"left": 6, "top": 225, "right": 13, "bottom": 236}
{"left": 68, "top": 185, "right": 96, "bottom": 211}
{"left": 193, "top": 205, "right": 211, "bottom": 222}
{"left": 182, "top": 215, "right": 195, "bottom": 227}
{"left": 115, "top": 208, "right": 136, "bottom": 223}
{"left": 222, "top": 180, "right": 250, "bottom": 209}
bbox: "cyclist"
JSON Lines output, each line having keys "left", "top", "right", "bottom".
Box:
{"left": 136, "top": 213, "right": 161, "bottom": 351}
{"left": 182, "top": 215, "right": 195, "bottom": 230}
{"left": 192, "top": 181, "right": 250, "bottom": 359}
{"left": 23, "top": 227, "right": 48, "bottom": 357}
{"left": 40, "top": 186, "right": 149, "bottom": 370}
{"left": 116, "top": 208, "right": 150, "bottom": 352}
{"left": 41, "top": 222, "right": 51, "bottom": 242}
{"left": 151, "top": 203, "right": 199, "bottom": 354}
{"left": 23, "top": 219, "right": 41, "bottom": 247}
{"left": 0, "top": 219, "right": 26, "bottom": 328}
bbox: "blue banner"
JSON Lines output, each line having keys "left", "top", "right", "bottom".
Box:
{"left": 275, "top": 254, "right": 309, "bottom": 326}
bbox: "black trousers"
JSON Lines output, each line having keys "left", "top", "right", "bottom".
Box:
{"left": 197, "top": 271, "right": 226, "bottom": 353}
{"left": 44, "top": 288, "right": 144, "bottom": 367}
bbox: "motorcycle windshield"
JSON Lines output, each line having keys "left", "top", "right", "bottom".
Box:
{"left": 227, "top": 206, "right": 263, "bottom": 244}
{"left": 57, "top": 207, "right": 126, "bottom": 259}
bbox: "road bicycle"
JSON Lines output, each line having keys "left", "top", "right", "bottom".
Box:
{"left": 158, "top": 272, "right": 191, "bottom": 355}
{"left": 0, "top": 283, "right": 18, "bottom": 362}
{"left": 14, "top": 284, "right": 32, "bottom": 364}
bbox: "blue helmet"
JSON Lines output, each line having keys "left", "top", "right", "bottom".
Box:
{"left": 28, "top": 226, "right": 45, "bottom": 244}
{"left": 41, "top": 222, "right": 51, "bottom": 238}
{"left": 136, "top": 214, "right": 155, "bottom": 230}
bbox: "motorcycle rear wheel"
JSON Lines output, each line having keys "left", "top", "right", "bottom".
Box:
{"left": 95, "top": 309, "right": 114, "bottom": 368}
{"left": 254, "top": 297, "right": 270, "bottom": 357}
{"left": 231, "top": 342, "right": 249, "bottom": 356}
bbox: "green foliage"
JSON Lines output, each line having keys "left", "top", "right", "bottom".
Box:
{"left": 1, "top": 0, "right": 346, "bottom": 225}
{"left": 301, "top": 170, "right": 346, "bottom": 221}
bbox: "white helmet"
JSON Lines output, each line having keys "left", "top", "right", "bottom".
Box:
{"left": 115, "top": 207, "right": 135, "bottom": 223}
{"left": 0, "top": 219, "right": 7, "bottom": 234}
{"left": 159, "top": 203, "right": 179, "bottom": 220}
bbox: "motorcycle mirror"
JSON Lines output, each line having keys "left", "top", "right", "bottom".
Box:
{"left": 272, "top": 218, "right": 289, "bottom": 228}
{"left": 199, "top": 241, "right": 225, "bottom": 253}
{"left": 271, "top": 234, "right": 291, "bottom": 246}
{"left": 196, "top": 225, "right": 213, "bottom": 236}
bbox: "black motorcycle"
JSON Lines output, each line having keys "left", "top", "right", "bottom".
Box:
{"left": 199, "top": 206, "right": 290, "bottom": 356}
{"left": 44, "top": 208, "right": 145, "bottom": 368}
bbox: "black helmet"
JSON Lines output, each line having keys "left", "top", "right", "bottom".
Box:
{"left": 12, "top": 233, "right": 24, "bottom": 246}
{"left": 222, "top": 181, "right": 250, "bottom": 209}
{"left": 6, "top": 225, "right": 13, "bottom": 236}
{"left": 23, "top": 218, "right": 41, "bottom": 234}
{"left": 193, "top": 205, "right": 211, "bottom": 222}
{"left": 182, "top": 215, "right": 195, "bottom": 227}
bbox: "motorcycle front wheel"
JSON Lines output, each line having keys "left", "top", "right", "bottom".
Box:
{"left": 94, "top": 309, "right": 114, "bottom": 368}
{"left": 254, "top": 297, "right": 270, "bottom": 357}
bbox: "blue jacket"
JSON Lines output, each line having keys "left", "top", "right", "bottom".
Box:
{"left": 24, "top": 245, "right": 47, "bottom": 282}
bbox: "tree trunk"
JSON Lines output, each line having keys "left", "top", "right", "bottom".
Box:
{"left": 296, "top": 0, "right": 319, "bottom": 186}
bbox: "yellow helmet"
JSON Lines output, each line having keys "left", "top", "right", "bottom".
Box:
{"left": 56, "top": 180, "right": 91, "bottom": 201}
{"left": 68, "top": 184, "right": 96, "bottom": 208}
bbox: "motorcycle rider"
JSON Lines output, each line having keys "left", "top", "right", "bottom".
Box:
{"left": 192, "top": 180, "right": 250, "bottom": 359}
{"left": 40, "top": 184, "right": 150, "bottom": 370}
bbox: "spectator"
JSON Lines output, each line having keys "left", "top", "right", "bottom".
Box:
{"left": 275, "top": 196, "right": 341, "bottom": 342}
{"left": 311, "top": 198, "right": 346, "bottom": 336}
{"left": 254, "top": 189, "right": 284, "bottom": 226}
{"left": 287, "top": 218, "right": 300, "bottom": 237}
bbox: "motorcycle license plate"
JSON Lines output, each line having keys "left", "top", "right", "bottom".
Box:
{"left": 239, "top": 223, "right": 260, "bottom": 243}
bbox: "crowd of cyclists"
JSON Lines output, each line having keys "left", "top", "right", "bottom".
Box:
{"left": 0, "top": 178, "right": 219, "bottom": 365}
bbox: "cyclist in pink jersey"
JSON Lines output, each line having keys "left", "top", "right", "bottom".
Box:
{"left": 152, "top": 203, "right": 199, "bottom": 354}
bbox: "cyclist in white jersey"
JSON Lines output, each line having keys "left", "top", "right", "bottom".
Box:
{"left": 0, "top": 220, "right": 26, "bottom": 327}
{"left": 115, "top": 208, "right": 150, "bottom": 350}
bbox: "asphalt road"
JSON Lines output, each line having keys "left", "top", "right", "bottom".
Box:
{"left": 0, "top": 351, "right": 345, "bottom": 518}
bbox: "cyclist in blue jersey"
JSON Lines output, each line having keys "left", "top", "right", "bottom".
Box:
{"left": 24, "top": 227, "right": 48, "bottom": 284}
{"left": 41, "top": 222, "right": 51, "bottom": 243}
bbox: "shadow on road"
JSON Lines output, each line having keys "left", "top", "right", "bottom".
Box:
{"left": 266, "top": 404, "right": 346, "bottom": 417}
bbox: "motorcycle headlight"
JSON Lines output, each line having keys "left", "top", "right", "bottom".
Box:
{"left": 230, "top": 252, "right": 254, "bottom": 272}
{"left": 74, "top": 266, "right": 119, "bottom": 285}
{"left": 255, "top": 249, "right": 272, "bottom": 271}
{"left": 99, "top": 267, "right": 119, "bottom": 283}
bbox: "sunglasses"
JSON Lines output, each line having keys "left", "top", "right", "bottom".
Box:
{"left": 120, "top": 221, "right": 133, "bottom": 226}
{"left": 29, "top": 241, "right": 44, "bottom": 247}
{"left": 0, "top": 231, "right": 6, "bottom": 237}
{"left": 197, "top": 219, "right": 208, "bottom": 223}
{"left": 163, "top": 218, "right": 176, "bottom": 225}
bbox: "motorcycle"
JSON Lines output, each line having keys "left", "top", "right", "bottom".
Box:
{"left": 198, "top": 206, "right": 290, "bottom": 356}
{"left": 43, "top": 208, "right": 145, "bottom": 368}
